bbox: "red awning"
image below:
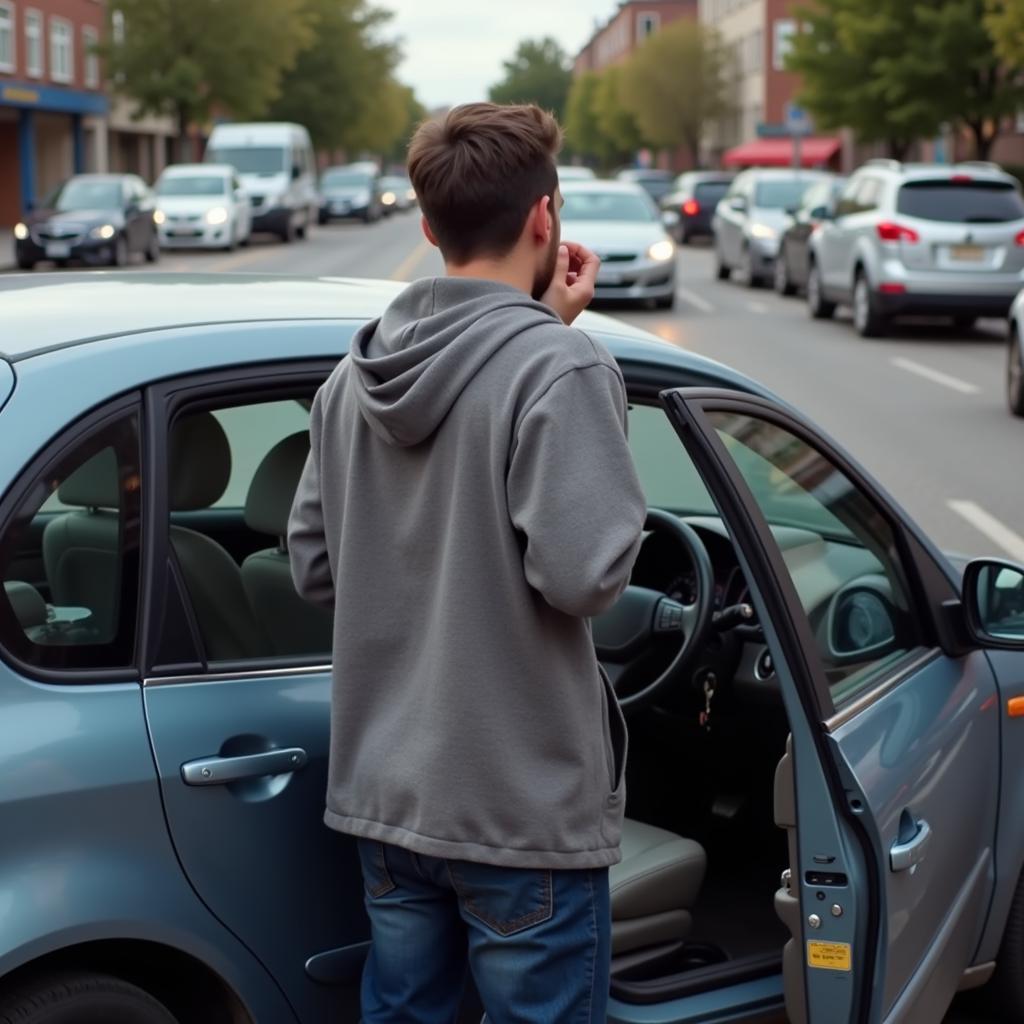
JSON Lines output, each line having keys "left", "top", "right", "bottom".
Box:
{"left": 722, "top": 137, "right": 841, "bottom": 168}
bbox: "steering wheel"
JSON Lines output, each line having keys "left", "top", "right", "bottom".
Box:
{"left": 592, "top": 508, "right": 715, "bottom": 711}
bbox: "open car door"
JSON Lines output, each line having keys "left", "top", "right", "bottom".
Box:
{"left": 661, "top": 388, "right": 999, "bottom": 1023}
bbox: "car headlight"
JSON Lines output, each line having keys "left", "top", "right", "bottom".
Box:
{"left": 647, "top": 240, "right": 676, "bottom": 262}
{"left": 382, "top": 191, "right": 396, "bottom": 205}
{"left": 89, "top": 224, "right": 116, "bottom": 240}
{"left": 205, "top": 206, "right": 229, "bottom": 225}
{"left": 13, "top": 222, "right": 28, "bottom": 240}
{"left": 154, "top": 209, "right": 166, "bottom": 225}
{"left": 749, "top": 223, "right": 777, "bottom": 240}
{"left": 406, "top": 188, "right": 417, "bottom": 201}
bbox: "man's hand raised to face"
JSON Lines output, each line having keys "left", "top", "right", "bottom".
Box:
{"left": 541, "top": 242, "right": 600, "bottom": 325}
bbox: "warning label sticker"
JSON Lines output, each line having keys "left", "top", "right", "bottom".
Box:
{"left": 807, "top": 940, "right": 852, "bottom": 972}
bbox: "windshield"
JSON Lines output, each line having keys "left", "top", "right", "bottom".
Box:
{"left": 322, "top": 171, "right": 372, "bottom": 189}
{"left": 381, "top": 177, "right": 408, "bottom": 189}
{"left": 897, "top": 180, "right": 1024, "bottom": 223}
{"left": 694, "top": 181, "right": 731, "bottom": 203}
{"left": 754, "top": 179, "right": 815, "bottom": 209}
{"left": 207, "top": 146, "right": 286, "bottom": 176}
{"left": 158, "top": 175, "right": 227, "bottom": 197}
{"left": 561, "top": 191, "right": 656, "bottom": 223}
{"left": 50, "top": 179, "right": 121, "bottom": 211}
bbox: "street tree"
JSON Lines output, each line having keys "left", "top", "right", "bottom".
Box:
{"left": 488, "top": 37, "right": 573, "bottom": 121}
{"left": 619, "top": 19, "right": 735, "bottom": 168}
{"left": 593, "top": 66, "right": 648, "bottom": 167}
{"left": 101, "top": 0, "right": 313, "bottom": 160}
{"left": 267, "top": 0, "right": 409, "bottom": 158}
{"left": 987, "top": 0, "right": 1024, "bottom": 65}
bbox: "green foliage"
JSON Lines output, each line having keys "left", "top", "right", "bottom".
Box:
{"left": 488, "top": 37, "right": 573, "bottom": 121}
{"left": 594, "top": 66, "right": 648, "bottom": 162}
{"left": 789, "top": 0, "right": 1024, "bottom": 159}
{"left": 101, "top": 0, "right": 314, "bottom": 158}
{"left": 619, "top": 20, "right": 735, "bottom": 167}
{"left": 986, "top": 0, "right": 1024, "bottom": 67}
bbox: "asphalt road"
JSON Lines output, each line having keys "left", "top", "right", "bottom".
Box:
{"left": 6, "top": 212, "right": 1012, "bottom": 1021}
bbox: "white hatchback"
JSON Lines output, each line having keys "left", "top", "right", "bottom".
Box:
{"left": 155, "top": 164, "right": 252, "bottom": 251}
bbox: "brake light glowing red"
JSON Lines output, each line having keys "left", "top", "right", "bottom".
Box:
{"left": 876, "top": 221, "right": 919, "bottom": 243}
{"left": 1015, "top": 229, "right": 1024, "bottom": 246}
{"left": 879, "top": 283, "right": 906, "bottom": 294}
{"left": 950, "top": 174, "right": 973, "bottom": 183}
{"left": 683, "top": 200, "right": 700, "bottom": 216}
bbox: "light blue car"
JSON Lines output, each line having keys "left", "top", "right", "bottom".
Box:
{"left": 1, "top": 273, "right": 1023, "bottom": 1024}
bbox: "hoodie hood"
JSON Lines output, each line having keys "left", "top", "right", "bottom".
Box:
{"left": 350, "top": 277, "right": 559, "bottom": 447}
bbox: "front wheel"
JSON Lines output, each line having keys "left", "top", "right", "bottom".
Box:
{"left": 16, "top": 257, "right": 35, "bottom": 271}
{"left": 807, "top": 262, "right": 835, "bottom": 319}
{"left": 655, "top": 292, "right": 676, "bottom": 310}
{"left": 1008, "top": 328, "right": 1024, "bottom": 417}
{"left": 0, "top": 971, "right": 179, "bottom": 1024}
{"left": 145, "top": 231, "right": 160, "bottom": 263}
{"left": 714, "top": 243, "right": 730, "bottom": 281}
{"left": 986, "top": 869, "right": 1024, "bottom": 1013}
{"left": 774, "top": 249, "right": 795, "bottom": 296}
{"left": 953, "top": 314, "right": 977, "bottom": 333}
{"left": 742, "top": 246, "right": 762, "bottom": 288}
{"left": 111, "top": 235, "right": 129, "bottom": 267}
{"left": 852, "top": 272, "right": 886, "bottom": 338}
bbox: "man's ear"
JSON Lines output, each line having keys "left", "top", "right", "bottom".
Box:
{"left": 421, "top": 215, "right": 439, "bottom": 247}
{"left": 530, "top": 194, "right": 553, "bottom": 244}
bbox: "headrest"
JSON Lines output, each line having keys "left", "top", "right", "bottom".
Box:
{"left": 244, "top": 432, "right": 310, "bottom": 539}
{"left": 57, "top": 447, "right": 120, "bottom": 509}
{"left": 169, "top": 412, "right": 231, "bottom": 511}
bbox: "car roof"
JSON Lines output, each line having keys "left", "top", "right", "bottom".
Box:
{"left": 560, "top": 180, "right": 650, "bottom": 195}
{"left": 855, "top": 160, "right": 1016, "bottom": 184}
{"left": 161, "top": 163, "right": 234, "bottom": 176}
{"left": 618, "top": 168, "right": 673, "bottom": 180}
{"left": 737, "top": 168, "right": 830, "bottom": 180}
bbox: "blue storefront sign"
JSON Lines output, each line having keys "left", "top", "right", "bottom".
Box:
{"left": 1, "top": 80, "right": 109, "bottom": 214}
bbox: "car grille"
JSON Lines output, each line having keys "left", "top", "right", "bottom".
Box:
{"left": 166, "top": 214, "right": 202, "bottom": 224}
{"left": 601, "top": 253, "right": 638, "bottom": 263}
{"left": 34, "top": 223, "right": 85, "bottom": 245}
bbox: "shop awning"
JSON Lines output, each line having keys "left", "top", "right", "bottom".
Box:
{"left": 722, "top": 137, "right": 841, "bottom": 168}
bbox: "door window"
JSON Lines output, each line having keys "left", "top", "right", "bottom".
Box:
{"left": 707, "top": 410, "right": 922, "bottom": 702}
{"left": 0, "top": 410, "right": 141, "bottom": 670}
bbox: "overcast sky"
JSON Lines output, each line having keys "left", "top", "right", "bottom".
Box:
{"left": 381, "top": 0, "right": 618, "bottom": 109}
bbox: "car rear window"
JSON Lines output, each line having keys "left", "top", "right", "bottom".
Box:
{"left": 695, "top": 182, "right": 730, "bottom": 203}
{"left": 896, "top": 180, "right": 1024, "bottom": 223}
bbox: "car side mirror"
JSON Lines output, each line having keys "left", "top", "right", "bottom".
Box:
{"left": 662, "top": 210, "right": 680, "bottom": 228}
{"left": 730, "top": 197, "right": 748, "bottom": 213}
{"left": 813, "top": 205, "right": 835, "bottom": 221}
{"left": 963, "top": 558, "right": 1024, "bottom": 648}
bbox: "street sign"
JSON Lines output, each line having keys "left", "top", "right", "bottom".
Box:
{"left": 785, "top": 102, "right": 812, "bottom": 137}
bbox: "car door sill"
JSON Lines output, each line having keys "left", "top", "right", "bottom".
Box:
{"left": 610, "top": 950, "right": 782, "bottom": 1005}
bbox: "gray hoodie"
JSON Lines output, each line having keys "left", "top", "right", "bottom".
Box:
{"left": 288, "top": 277, "right": 646, "bottom": 869}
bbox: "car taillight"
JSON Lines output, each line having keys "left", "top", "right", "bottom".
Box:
{"left": 876, "top": 221, "right": 919, "bottom": 243}
{"left": 1015, "top": 229, "right": 1024, "bottom": 247}
{"left": 683, "top": 200, "right": 700, "bottom": 216}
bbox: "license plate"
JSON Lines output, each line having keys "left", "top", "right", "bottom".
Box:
{"left": 949, "top": 244, "right": 985, "bottom": 262}
{"left": 45, "top": 242, "right": 71, "bottom": 258}
{"left": 332, "top": 203, "right": 350, "bottom": 213}
{"left": 598, "top": 273, "right": 622, "bottom": 286}
{"left": 169, "top": 228, "right": 196, "bottom": 236}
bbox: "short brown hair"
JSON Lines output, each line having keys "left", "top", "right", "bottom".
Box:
{"left": 408, "top": 102, "right": 562, "bottom": 264}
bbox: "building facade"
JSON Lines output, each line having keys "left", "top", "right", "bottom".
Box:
{"left": 574, "top": 0, "right": 697, "bottom": 75}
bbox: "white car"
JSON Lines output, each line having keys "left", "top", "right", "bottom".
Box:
{"left": 155, "top": 164, "right": 252, "bottom": 251}
{"left": 560, "top": 180, "right": 678, "bottom": 308}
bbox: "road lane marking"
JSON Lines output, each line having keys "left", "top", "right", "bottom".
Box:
{"left": 948, "top": 501, "right": 1024, "bottom": 562}
{"left": 677, "top": 288, "right": 714, "bottom": 313}
{"left": 890, "top": 357, "right": 979, "bottom": 395}
{"left": 390, "top": 238, "right": 431, "bottom": 281}
{"left": 747, "top": 300, "right": 768, "bottom": 314}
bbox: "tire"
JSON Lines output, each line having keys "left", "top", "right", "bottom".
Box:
{"left": 742, "top": 246, "right": 762, "bottom": 288}
{"left": 1008, "top": 328, "right": 1024, "bottom": 417}
{"left": 985, "top": 869, "right": 1024, "bottom": 1014}
{"left": 279, "top": 216, "right": 296, "bottom": 244}
{"left": 145, "top": 231, "right": 160, "bottom": 263}
{"left": 296, "top": 216, "right": 308, "bottom": 240}
{"left": 774, "top": 249, "right": 795, "bottom": 296}
{"left": 852, "top": 270, "right": 886, "bottom": 338}
{"left": 953, "top": 314, "right": 977, "bottom": 333}
{"left": 318, "top": 210, "right": 329, "bottom": 226}
{"left": 0, "top": 970, "right": 179, "bottom": 1024}
{"left": 16, "top": 257, "right": 35, "bottom": 271}
{"left": 111, "top": 236, "right": 129, "bottom": 267}
{"left": 223, "top": 224, "right": 236, "bottom": 252}
{"left": 714, "top": 244, "right": 730, "bottom": 281}
{"left": 807, "top": 261, "right": 836, "bottom": 319}
{"left": 656, "top": 292, "right": 676, "bottom": 309}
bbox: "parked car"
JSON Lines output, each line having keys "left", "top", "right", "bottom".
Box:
{"left": 317, "top": 166, "right": 384, "bottom": 224}
{"left": 560, "top": 180, "right": 677, "bottom": 308}
{"left": 808, "top": 160, "right": 1024, "bottom": 337}
{"left": 379, "top": 175, "right": 415, "bottom": 213}
{"left": 12, "top": 173, "right": 160, "bottom": 270}
{"left": 660, "top": 171, "right": 734, "bottom": 244}
{"left": 615, "top": 168, "right": 675, "bottom": 203}
{"left": 2, "top": 273, "right": 1024, "bottom": 1023}
{"left": 1006, "top": 288, "right": 1024, "bottom": 416}
{"left": 713, "top": 168, "right": 830, "bottom": 287}
{"left": 154, "top": 164, "right": 252, "bottom": 251}
{"left": 204, "top": 122, "right": 317, "bottom": 243}
{"left": 774, "top": 176, "right": 849, "bottom": 296}
{"left": 557, "top": 165, "right": 597, "bottom": 182}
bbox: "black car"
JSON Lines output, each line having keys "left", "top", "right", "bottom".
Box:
{"left": 615, "top": 168, "right": 675, "bottom": 204}
{"left": 660, "top": 172, "right": 734, "bottom": 244}
{"left": 773, "top": 175, "right": 846, "bottom": 296}
{"left": 13, "top": 174, "right": 160, "bottom": 271}
{"left": 317, "top": 166, "right": 384, "bottom": 224}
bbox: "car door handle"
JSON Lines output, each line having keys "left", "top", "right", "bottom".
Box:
{"left": 181, "top": 747, "right": 308, "bottom": 786}
{"left": 890, "top": 819, "right": 932, "bottom": 872}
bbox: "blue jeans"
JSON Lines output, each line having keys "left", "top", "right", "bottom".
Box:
{"left": 356, "top": 839, "right": 611, "bottom": 1024}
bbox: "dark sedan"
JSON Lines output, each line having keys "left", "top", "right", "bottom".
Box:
{"left": 660, "top": 172, "right": 734, "bottom": 244}
{"left": 615, "top": 168, "right": 675, "bottom": 204}
{"left": 13, "top": 174, "right": 160, "bottom": 271}
{"left": 773, "top": 175, "right": 846, "bottom": 296}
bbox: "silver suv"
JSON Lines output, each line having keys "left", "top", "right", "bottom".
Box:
{"left": 808, "top": 160, "right": 1024, "bottom": 336}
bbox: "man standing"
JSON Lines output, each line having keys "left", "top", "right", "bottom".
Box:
{"left": 288, "top": 102, "right": 646, "bottom": 1023}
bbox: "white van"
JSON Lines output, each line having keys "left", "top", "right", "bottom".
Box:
{"left": 205, "top": 122, "right": 317, "bottom": 243}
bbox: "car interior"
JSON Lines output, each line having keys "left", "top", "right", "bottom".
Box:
{"left": 0, "top": 382, "right": 921, "bottom": 1008}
